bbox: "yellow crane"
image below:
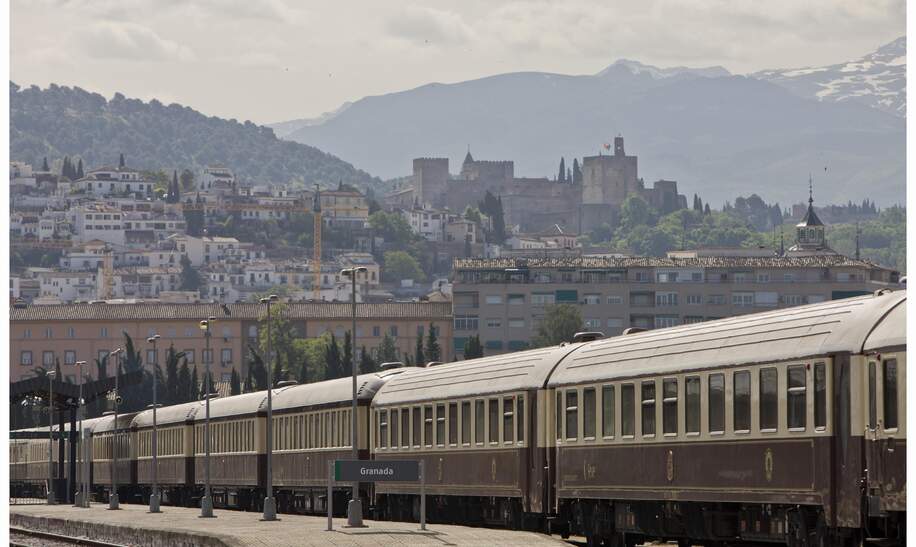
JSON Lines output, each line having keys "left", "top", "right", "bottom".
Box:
{"left": 312, "top": 185, "right": 322, "bottom": 301}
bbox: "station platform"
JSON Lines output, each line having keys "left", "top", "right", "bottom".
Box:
{"left": 10, "top": 503, "right": 569, "bottom": 546}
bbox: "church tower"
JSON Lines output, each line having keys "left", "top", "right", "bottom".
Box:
{"left": 788, "top": 175, "right": 832, "bottom": 254}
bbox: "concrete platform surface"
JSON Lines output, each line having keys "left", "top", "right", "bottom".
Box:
{"left": 10, "top": 503, "right": 569, "bottom": 547}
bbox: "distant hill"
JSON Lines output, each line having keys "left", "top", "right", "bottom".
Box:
{"left": 276, "top": 41, "right": 905, "bottom": 206}
{"left": 10, "top": 82, "right": 380, "bottom": 188}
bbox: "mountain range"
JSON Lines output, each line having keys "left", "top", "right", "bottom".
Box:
{"left": 275, "top": 37, "right": 905, "bottom": 206}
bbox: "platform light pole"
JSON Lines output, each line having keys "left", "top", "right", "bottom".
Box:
{"left": 260, "top": 294, "right": 279, "bottom": 521}
{"left": 341, "top": 266, "right": 367, "bottom": 527}
{"left": 73, "top": 361, "right": 87, "bottom": 507}
{"left": 109, "top": 347, "right": 123, "bottom": 510}
{"left": 147, "top": 334, "right": 162, "bottom": 513}
{"left": 200, "top": 316, "right": 216, "bottom": 518}
{"left": 46, "top": 369, "right": 56, "bottom": 505}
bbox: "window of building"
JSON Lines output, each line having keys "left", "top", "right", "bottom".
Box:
{"left": 733, "top": 371, "right": 751, "bottom": 432}
{"left": 531, "top": 293, "right": 554, "bottom": 305}
{"left": 23, "top": 328, "right": 31, "bottom": 339}
{"left": 372, "top": 326, "right": 380, "bottom": 337}
{"left": 756, "top": 273, "right": 770, "bottom": 283}
{"left": 654, "top": 316, "right": 679, "bottom": 329}
{"left": 656, "top": 271, "right": 678, "bottom": 283}
{"left": 508, "top": 294, "right": 525, "bottom": 305}
{"left": 621, "top": 384, "right": 635, "bottom": 437}
{"left": 508, "top": 318, "right": 525, "bottom": 328}
{"left": 221, "top": 348, "right": 232, "bottom": 364}
{"left": 435, "top": 404, "right": 445, "bottom": 446}
{"left": 448, "top": 403, "right": 458, "bottom": 445}
{"left": 42, "top": 351, "right": 54, "bottom": 366}
{"left": 584, "top": 318, "right": 601, "bottom": 329}
{"left": 641, "top": 381, "right": 656, "bottom": 436}
{"left": 601, "top": 386, "right": 615, "bottom": 438}
{"left": 686, "top": 294, "right": 702, "bottom": 305}
{"left": 485, "top": 318, "right": 502, "bottom": 328}
{"left": 565, "top": 390, "right": 578, "bottom": 440}
{"left": 454, "top": 315, "right": 479, "bottom": 331}
{"left": 607, "top": 295, "right": 623, "bottom": 305}
{"left": 489, "top": 398, "right": 500, "bottom": 443}
{"left": 475, "top": 400, "right": 485, "bottom": 445}
{"left": 100, "top": 327, "right": 108, "bottom": 338}
{"left": 146, "top": 349, "right": 157, "bottom": 365}
{"left": 733, "top": 272, "right": 750, "bottom": 283}
{"left": 656, "top": 292, "right": 678, "bottom": 306}
{"left": 485, "top": 295, "right": 502, "bottom": 305}
{"left": 67, "top": 327, "right": 75, "bottom": 338}
{"left": 685, "top": 377, "right": 700, "bottom": 434}
{"left": 583, "top": 293, "right": 601, "bottom": 305}
{"left": 20, "top": 351, "right": 32, "bottom": 366}
{"left": 423, "top": 406, "right": 433, "bottom": 447}
{"left": 708, "top": 294, "right": 726, "bottom": 305}
{"left": 202, "top": 349, "right": 213, "bottom": 365}
{"left": 662, "top": 378, "right": 677, "bottom": 435}
{"left": 503, "top": 397, "right": 514, "bottom": 443}
{"left": 732, "top": 292, "right": 754, "bottom": 307}
{"left": 389, "top": 326, "right": 398, "bottom": 337}
{"left": 708, "top": 373, "right": 725, "bottom": 433}
{"left": 760, "top": 368, "right": 778, "bottom": 431}
{"left": 883, "top": 359, "right": 898, "bottom": 430}
{"left": 783, "top": 273, "right": 795, "bottom": 282}
{"left": 787, "top": 365, "right": 806, "bottom": 430}
{"left": 808, "top": 295, "right": 826, "bottom": 304}
{"left": 607, "top": 318, "right": 623, "bottom": 328}
{"left": 783, "top": 294, "right": 804, "bottom": 305}
{"left": 64, "top": 351, "right": 76, "bottom": 365}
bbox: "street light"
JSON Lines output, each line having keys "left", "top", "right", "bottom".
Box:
{"left": 147, "top": 334, "right": 162, "bottom": 513}
{"left": 199, "top": 316, "right": 217, "bottom": 518}
{"left": 259, "top": 294, "right": 280, "bottom": 521}
{"left": 47, "top": 369, "right": 57, "bottom": 505}
{"left": 340, "top": 266, "right": 367, "bottom": 527}
{"left": 108, "top": 347, "right": 123, "bottom": 510}
{"left": 72, "top": 361, "right": 87, "bottom": 508}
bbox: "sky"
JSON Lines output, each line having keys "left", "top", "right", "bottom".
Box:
{"left": 11, "top": 0, "right": 906, "bottom": 125}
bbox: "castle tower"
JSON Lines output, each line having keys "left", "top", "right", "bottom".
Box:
{"left": 614, "top": 135, "right": 625, "bottom": 157}
{"left": 413, "top": 157, "right": 449, "bottom": 208}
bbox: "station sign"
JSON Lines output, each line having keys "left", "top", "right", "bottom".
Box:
{"left": 334, "top": 460, "right": 420, "bottom": 482}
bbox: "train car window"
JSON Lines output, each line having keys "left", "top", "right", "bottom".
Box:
{"left": 390, "top": 409, "right": 399, "bottom": 448}
{"left": 462, "top": 401, "right": 471, "bottom": 445}
{"left": 733, "top": 371, "right": 751, "bottom": 433}
{"left": 883, "top": 359, "right": 898, "bottom": 430}
{"left": 449, "top": 403, "right": 458, "bottom": 445}
{"left": 759, "top": 368, "right": 778, "bottom": 431}
{"left": 621, "top": 384, "right": 635, "bottom": 437}
{"left": 517, "top": 395, "right": 525, "bottom": 443}
{"left": 662, "top": 378, "right": 678, "bottom": 435}
{"left": 787, "top": 365, "right": 807, "bottom": 430}
{"left": 565, "top": 390, "right": 578, "bottom": 441}
{"left": 475, "top": 400, "right": 485, "bottom": 445}
{"left": 708, "top": 374, "right": 725, "bottom": 434}
{"left": 814, "top": 363, "right": 827, "bottom": 430}
{"left": 319, "top": 412, "right": 325, "bottom": 447}
{"left": 868, "top": 362, "right": 877, "bottom": 430}
{"left": 641, "top": 381, "right": 656, "bottom": 437}
{"left": 332, "top": 411, "right": 339, "bottom": 447}
{"left": 503, "top": 397, "right": 514, "bottom": 443}
{"left": 436, "top": 404, "right": 445, "bottom": 446}
{"left": 379, "top": 410, "right": 388, "bottom": 448}
{"left": 424, "top": 405, "right": 433, "bottom": 447}
{"left": 489, "top": 398, "right": 500, "bottom": 443}
{"left": 602, "top": 385, "right": 615, "bottom": 438}
{"left": 412, "top": 406, "right": 421, "bottom": 447}
{"left": 401, "top": 408, "right": 410, "bottom": 448}
{"left": 556, "top": 391, "right": 563, "bottom": 441}
{"left": 373, "top": 410, "right": 380, "bottom": 448}
{"left": 583, "top": 388, "right": 596, "bottom": 439}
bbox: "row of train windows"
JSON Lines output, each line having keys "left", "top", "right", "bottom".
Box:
{"left": 375, "top": 395, "right": 525, "bottom": 449}
{"left": 558, "top": 364, "right": 827, "bottom": 441}
{"left": 868, "top": 359, "right": 899, "bottom": 430}
{"left": 137, "top": 428, "right": 183, "bottom": 458}
{"left": 272, "top": 410, "right": 351, "bottom": 451}
{"left": 93, "top": 434, "right": 130, "bottom": 460}
{"left": 194, "top": 420, "right": 255, "bottom": 455}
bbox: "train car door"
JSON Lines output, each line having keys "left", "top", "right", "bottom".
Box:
{"left": 865, "top": 353, "right": 906, "bottom": 515}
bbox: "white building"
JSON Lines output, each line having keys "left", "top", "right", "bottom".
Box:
{"left": 199, "top": 166, "right": 235, "bottom": 192}
{"left": 168, "top": 234, "right": 249, "bottom": 266}
{"left": 401, "top": 207, "right": 461, "bottom": 242}
{"left": 38, "top": 271, "right": 98, "bottom": 302}
{"left": 80, "top": 167, "right": 153, "bottom": 198}
{"left": 71, "top": 205, "right": 126, "bottom": 246}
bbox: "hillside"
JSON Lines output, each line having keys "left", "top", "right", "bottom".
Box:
{"left": 277, "top": 42, "right": 905, "bottom": 206}
{"left": 9, "top": 82, "right": 380, "bottom": 188}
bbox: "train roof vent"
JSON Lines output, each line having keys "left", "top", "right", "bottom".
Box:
{"left": 275, "top": 380, "right": 298, "bottom": 388}
{"left": 572, "top": 331, "right": 605, "bottom": 343}
{"left": 380, "top": 361, "right": 405, "bottom": 370}
{"left": 874, "top": 288, "right": 893, "bottom": 296}
{"left": 101, "top": 410, "right": 115, "bottom": 416}
{"left": 425, "top": 361, "right": 445, "bottom": 368}
{"left": 622, "top": 327, "right": 647, "bottom": 335}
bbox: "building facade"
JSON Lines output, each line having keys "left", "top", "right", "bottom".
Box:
{"left": 10, "top": 302, "right": 453, "bottom": 383}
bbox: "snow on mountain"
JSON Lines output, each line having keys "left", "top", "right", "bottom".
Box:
{"left": 599, "top": 59, "right": 731, "bottom": 80}
{"left": 753, "top": 36, "right": 905, "bottom": 117}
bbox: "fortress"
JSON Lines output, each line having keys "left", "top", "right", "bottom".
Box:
{"left": 388, "top": 137, "right": 687, "bottom": 233}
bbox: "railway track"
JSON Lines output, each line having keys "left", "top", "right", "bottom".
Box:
{"left": 9, "top": 527, "right": 126, "bottom": 547}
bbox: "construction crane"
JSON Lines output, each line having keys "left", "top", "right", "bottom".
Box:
{"left": 312, "top": 184, "right": 322, "bottom": 301}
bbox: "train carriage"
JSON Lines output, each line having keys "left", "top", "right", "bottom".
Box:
{"left": 90, "top": 412, "right": 139, "bottom": 501}
{"left": 547, "top": 291, "right": 906, "bottom": 546}
{"left": 132, "top": 400, "right": 203, "bottom": 506}
{"left": 369, "top": 344, "right": 583, "bottom": 527}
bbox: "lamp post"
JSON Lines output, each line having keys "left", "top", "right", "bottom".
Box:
{"left": 147, "top": 334, "right": 162, "bottom": 513}
{"left": 46, "top": 369, "right": 57, "bottom": 505}
{"left": 341, "top": 266, "right": 367, "bottom": 527}
{"left": 259, "top": 294, "right": 279, "bottom": 521}
{"left": 109, "top": 347, "right": 123, "bottom": 510}
{"left": 73, "top": 361, "right": 87, "bottom": 507}
{"left": 200, "top": 316, "right": 216, "bottom": 518}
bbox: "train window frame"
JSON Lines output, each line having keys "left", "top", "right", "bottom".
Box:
{"left": 390, "top": 408, "right": 399, "bottom": 450}
{"left": 379, "top": 409, "right": 389, "bottom": 449}
{"left": 565, "top": 389, "right": 579, "bottom": 441}
{"left": 401, "top": 407, "right": 409, "bottom": 449}
{"left": 583, "top": 387, "right": 597, "bottom": 440}
{"left": 883, "top": 358, "right": 898, "bottom": 431}
{"left": 516, "top": 394, "right": 525, "bottom": 444}
{"left": 814, "top": 362, "right": 827, "bottom": 431}
{"left": 556, "top": 391, "right": 563, "bottom": 442}
{"left": 759, "top": 368, "right": 778, "bottom": 433}
{"left": 475, "top": 399, "right": 485, "bottom": 446}
{"left": 461, "top": 401, "right": 471, "bottom": 446}
{"left": 601, "top": 385, "right": 615, "bottom": 439}
{"left": 503, "top": 396, "right": 515, "bottom": 444}
{"left": 641, "top": 380, "right": 656, "bottom": 438}
{"left": 436, "top": 404, "right": 446, "bottom": 447}
{"left": 424, "top": 405, "right": 434, "bottom": 448}
{"left": 621, "top": 383, "right": 635, "bottom": 438}
{"left": 448, "top": 402, "right": 458, "bottom": 446}
{"left": 662, "top": 378, "right": 678, "bottom": 436}
{"left": 787, "top": 365, "right": 807, "bottom": 431}
{"left": 733, "top": 370, "right": 751, "bottom": 434}
{"left": 489, "top": 397, "right": 500, "bottom": 444}
{"left": 708, "top": 373, "right": 725, "bottom": 435}
{"left": 868, "top": 361, "right": 877, "bottom": 430}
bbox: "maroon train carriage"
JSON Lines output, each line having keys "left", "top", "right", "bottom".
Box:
{"left": 131, "top": 400, "right": 203, "bottom": 506}
{"left": 547, "top": 291, "right": 906, "bottom": 547}
{"left": 90, "top": 411, "right": 139, "bottom": 502}
{"left": 369, "top": 344, "right": 584, "bottom": 528}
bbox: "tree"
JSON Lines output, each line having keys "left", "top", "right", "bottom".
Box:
{"left": 164, "top": 344, "right": 185, "bottom": 405}
{"left": 378, "top": 334, "right": 398, "bottom": 364}
{"left": 76, "top": 158, "right": 84, "bottom": 179}
{"left": 414, "top": 336, "right": 425, "bottom": 367}
{"left": 572, "top": 158, "right": 582, "bottom": 183}
{"left": 325, "top": 333, "right": 342, "bottom": 380}
{"left": 119, "top": 152, "right": 125, "bottom": 168}
{"left": 177, "top": 358, "right": 191, "bottom": 403}
{"left": 342, "top": 331, "right": 353, "bottom": 377}
{"left": 463, "top": 335, "right": 484, "bottom": 359}
{"left": 382, "top": 250, "right": 425, "bottom": 282}
{"left": 704, "top": 203, "right": 711, "bottom": 215}
{"left": 359, "top": 346, "right": 377, "bottom": 373}
{"left": 41, "top": 156, "right": 49, "bottom": 171}
{"left": 619, "top": 195, "right": 659, "bottom": 231}
{"left": 246, "top": 345, "right": 268, "bottom": 391}
{"left": 180, "top": 169, "right": 195, "bottom": 191}
{"left": 230, "top": 368, "right": 241, "bottom": 395}
{"left": 258, "top": 302, "right": 297, "bottom": 384}
{"left": 190, "top": 366, "right": 199, "bottom": 400}
{"left": 179, "top": 255, "right": 202, "bottom": 291}
{"left": 558, "top": 157, "right": 566, "bottom": 182}
{"left": 368, "top": 211, "right": 414, "bottom": 244}
{"left": 531, "top": 304, "right": 583, "bottom": 348}
{"left": 424, "top": 324, "right": 441, "bottom": 362}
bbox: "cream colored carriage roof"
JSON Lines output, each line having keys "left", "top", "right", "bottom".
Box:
{"left": 863, "top": 295, "right": 906, "bottom": 351}
{"left": 372, "top": 345, "right": 582, "bottom": 407}
{"left": 91, "top": 411, "right": 140, "bottom": 434}
{"left": 549, "top": 290, "right": 906, "bottom": 387}
{"left": 270, "top": 372, "right": 404, "bottom": 413}
{"left": 132, "top": 400, "right": 203, "bottom": 429}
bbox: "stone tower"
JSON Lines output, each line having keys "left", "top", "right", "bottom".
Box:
{"left": 413, "top": 158, "right": 449, "bottom": 209}
{"left": 579, "top": 136, "right": 640, "bottom": 232}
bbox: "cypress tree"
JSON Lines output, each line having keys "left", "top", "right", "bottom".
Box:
{"left": 325, "top": 334, "right": 341, "bottom": 379}
{"left": 230, "top": 368, "right": 241, "bottom": 395}
{"left": 359, "top": 346, "right": 376, "bottom": 373}
{"left": 164, "top": 345, "right": 180, "bottom": 405}
{"left": 119, "top": 153, "right": 125, "bottom": 169}
{"left": 414, "top": 336, "right": 425, "bottom": 367}
{"left": 42, "top": 157, "right": 49, "bottom": 171}
{"left": 424, "top": 324, "right": 441, "bottom": 362}
{"left": 173, "top": 171, "right": 180, "bottom": 202}
{"left": 558, "top": 157, "right": 566, "bottom": 182}
{"left": 190, "top": 366, "right": 199, "bottom": 400}
{"left": 297, "top": 353, "right": 310, "bottom": 384}
{"left": 76, "top": 158, "right": 84, "bottom": 179}
{"left": 463, "top": 335, "right": 484, "bottom": 359}
{"left": 704, "top": 203, "right": 711, "bottom": 215}
{"left": 342, "top": 331, "right": 353, "bottom": 377}
{"left": 177, "top": 358, "right": 191, "bottom": 403}
{"left": 572, "top": 158, "right": 582, "bottom": 183}
{"left": 244, "top": 367, "right": 254, "bottom": 393}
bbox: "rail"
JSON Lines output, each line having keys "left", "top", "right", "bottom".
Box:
{"left": 9, "top": 527, "right": 128, "bottom": 547}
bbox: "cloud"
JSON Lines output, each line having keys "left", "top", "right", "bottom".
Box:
{"left": 75, "top": 21, "right": 195, "bottom": 62}
{"left": 387, "top": 6, "right": 477, "bottom": 46}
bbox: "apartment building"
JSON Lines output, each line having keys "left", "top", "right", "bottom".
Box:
{"left": 450, "top": 254, "right": 899, "bottom": 357}
{"left": 10, "top": 302, "right": 453, "bottom": 383}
